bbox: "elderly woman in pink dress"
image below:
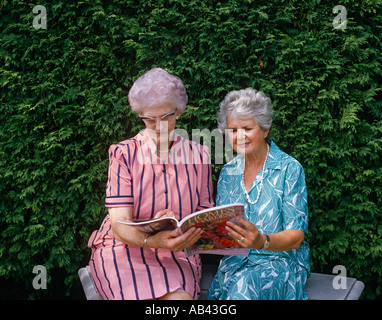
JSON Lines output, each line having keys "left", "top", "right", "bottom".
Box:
{"left": 88, "top": 68, "right": 214, "bottom": 300}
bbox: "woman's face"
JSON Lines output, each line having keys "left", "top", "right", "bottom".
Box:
{"left": 226, "top": 116, "right": 269, "bottom": 156}
{"left": 140, "top": 102, "right": 180, "bottom": 147}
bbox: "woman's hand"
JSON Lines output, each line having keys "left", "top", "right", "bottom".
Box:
{"left": 153, "top": 209, "right": 176, "bottom": 219}
{"left": 226, "top": 217, "right": 265, "bottom": 249}
{"left": 110, "top": 207, "right": 203, "bottom": 252}
{"left": 150, "top": 209, "right": 203, "bottom": 252}
{"left": 148, "top": 227, "right": 203, "bottom": 252}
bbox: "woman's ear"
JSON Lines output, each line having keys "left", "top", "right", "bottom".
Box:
{"left": 264, "top": 128, "right": 270, "bottom": 139}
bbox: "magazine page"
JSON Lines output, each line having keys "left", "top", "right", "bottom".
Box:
{"left": 188, "top": 247, "right": 248, "bottom": 256}
{"left": 180, "top": 204, "right": 247, "bottom": 255}
{"left": 116, "top": 204, "right": 247, "bottom": 254}
{"left": 117, "top": 217, "right": 178, "bottom": 234}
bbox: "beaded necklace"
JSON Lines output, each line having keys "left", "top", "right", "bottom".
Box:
{"left": 241, "top": 143, "right": 270, "bottom": 205}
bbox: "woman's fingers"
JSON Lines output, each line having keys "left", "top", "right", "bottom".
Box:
{"left": 160, "top": 227, "right": 202, "bottom": 252}
{"left": 226, "top": 219, "right": 247, "bottom": 236}
{"left": 179, "top": 227, "right": 203, "bottom": 248}
{"left": 225, "top": 224, "right": 247, "bottom": 246}
{"left": 226, "top": 218, "right": 258, "bottom": 247}
{"left": 154, "top": 209, "right": 176, "bottom": 219}
{"left": 189, "top": 228, "right": 203, "bottom": 244}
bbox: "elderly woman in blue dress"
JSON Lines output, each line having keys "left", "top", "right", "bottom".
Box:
{"left": 207, "top": 88, "right": 310, "bottom": 300}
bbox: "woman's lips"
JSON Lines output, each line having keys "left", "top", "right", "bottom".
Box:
{"left": 238, "top": 142, "right": 250, "bottom": 147}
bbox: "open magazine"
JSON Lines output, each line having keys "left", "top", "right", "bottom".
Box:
{"left": 117, "top": 203, "right": 248, "bottom": 256}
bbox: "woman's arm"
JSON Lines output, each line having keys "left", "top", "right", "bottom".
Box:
{"left": 109, "top": 206, "right": 149, "bottom": 247}
{"left": 260, "top": 229, "right": 304, "bottom": 251}
{"left": 109, "top": 207, "right": 203, "bottom": 252}
{"left": 226, "top": 218, "right": 305, "bottom": 251}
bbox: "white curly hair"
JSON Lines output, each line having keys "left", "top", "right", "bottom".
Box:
{"left": 128, "top": 68, "right": 188, "bottom": 114}
{"left": 217, "top": 87, "right": 273, "bottom": 132}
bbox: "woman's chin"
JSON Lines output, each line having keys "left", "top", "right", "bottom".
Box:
{"left": 235, "top": 146, "right": 250, "bottom": 155}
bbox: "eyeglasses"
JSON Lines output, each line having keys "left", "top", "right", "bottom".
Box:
{"left": 139, "top": 111, "right": 177, "bottom": 127}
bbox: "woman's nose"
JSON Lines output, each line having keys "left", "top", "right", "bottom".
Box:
{"left": 156, "top": 120, "right": 168, "bottom": 133}
{"left": 237, "top": 129, "right": 246, "bottom": 141}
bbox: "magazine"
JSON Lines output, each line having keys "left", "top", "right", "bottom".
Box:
{"left": 117, "top": 203, "right": 248, "bottom": 256}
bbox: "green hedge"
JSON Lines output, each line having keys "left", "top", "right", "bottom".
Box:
{"left": 1, "top": 0, "right": 381, "bottom": 299}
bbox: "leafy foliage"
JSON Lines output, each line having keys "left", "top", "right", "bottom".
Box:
{"left": 1, "top": 0, "right": 381, "bottom": 299}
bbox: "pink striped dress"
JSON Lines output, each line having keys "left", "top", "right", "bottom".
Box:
{"left": 87, "top": 130, "right": 214, "bottom": 300}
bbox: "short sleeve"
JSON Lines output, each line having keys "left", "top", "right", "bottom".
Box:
{"left": 281, "top": 161, "right": 308, "bottom": 232}
{"left": 105, "top": 144, "right": 134, "bottom": 207}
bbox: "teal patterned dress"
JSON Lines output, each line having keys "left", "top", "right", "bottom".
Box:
{"left": 207, "top": 140, "right": 310, "bottom": 300}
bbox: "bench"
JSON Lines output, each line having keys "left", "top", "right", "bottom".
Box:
{"left": 78, "top": 263, "right": 365, "bottom": 300}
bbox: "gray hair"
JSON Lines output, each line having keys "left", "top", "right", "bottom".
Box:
{"left": 128, "top": 68, "right": 188, "bottom": 114}
{"left": 217, "top": 88, "right": 273, "bottom": 132}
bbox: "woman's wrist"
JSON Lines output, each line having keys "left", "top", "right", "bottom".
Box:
{"left": 252, "top": 233, "right": 268, "bottom": 250}
{"left": 143, "top": 234, "right": 159, "bottom": 254}
{"left": 261, "top": 234, "right": 270, "bottom": 250}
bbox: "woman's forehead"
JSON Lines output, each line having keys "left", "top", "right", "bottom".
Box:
{"left": 226, "top": 116, "right": 258, "bottom": 128}
{"left": 141, "top": 103, "right": 176, "bottom": 117}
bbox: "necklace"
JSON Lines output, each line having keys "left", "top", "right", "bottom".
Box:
{"left": 242, "top": 143, "right": 270, "bottom": 205}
